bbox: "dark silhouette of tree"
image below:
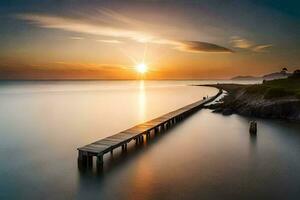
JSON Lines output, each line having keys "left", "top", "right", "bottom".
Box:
{"left": 290, "top": 69, "right": 300, "bottom": 78}
{"left": 281, "top": 67, "right": 288, "bottom": 74}
{"left": 293, "top": 69, "right": 300, "bottom": 75}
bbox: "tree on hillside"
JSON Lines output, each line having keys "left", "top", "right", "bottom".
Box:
{"left": 281, "top": 67, "right": 288, "bottom": 74}
{"left": 290, "top": 69, "right": 300, "bottom": 78}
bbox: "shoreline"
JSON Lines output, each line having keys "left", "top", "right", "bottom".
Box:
{"left": 199, "top": 83, "right": 300, "bottom": 121}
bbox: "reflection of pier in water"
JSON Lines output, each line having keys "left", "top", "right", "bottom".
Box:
{"left": 77, "top": 89, "right": 222, "bottom": 169}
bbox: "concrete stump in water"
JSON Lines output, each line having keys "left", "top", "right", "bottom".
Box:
{"left": 249, "top": 121, "right": 257, "bottom": 134}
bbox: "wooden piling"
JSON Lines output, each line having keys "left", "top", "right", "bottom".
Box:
{"left": 249, "top": 121, "right": 257, "bottom": 134}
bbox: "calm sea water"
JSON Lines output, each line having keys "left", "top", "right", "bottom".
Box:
{"left": 0, "top": 80, "right": 300, "bottom": 200}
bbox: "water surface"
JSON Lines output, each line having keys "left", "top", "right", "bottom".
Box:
{"left": 0, "top": 80, "right": 300, "bottom": 200}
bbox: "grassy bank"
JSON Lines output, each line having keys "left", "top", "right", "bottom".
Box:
{"left": 246, "top": 77, "right": 300, "bottom": 99}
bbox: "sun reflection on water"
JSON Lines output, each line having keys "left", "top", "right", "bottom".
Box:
{"left": 138, "top": 80, "right": 146, "bottom": 122}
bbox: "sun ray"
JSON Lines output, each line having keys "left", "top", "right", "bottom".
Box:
{"left": 118, "top": 48, "right": 138, "bottom": 65}
{"left": 142, "top": 43, "right": 148, "bottom": 64}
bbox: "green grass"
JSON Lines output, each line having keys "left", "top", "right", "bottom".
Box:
{"left": 246, "top": 77, "right": 300, "bottom": 99}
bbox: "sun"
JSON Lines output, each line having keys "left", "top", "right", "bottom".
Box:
{"left": 136, "top": 63, "right": 148, "bottom": 74}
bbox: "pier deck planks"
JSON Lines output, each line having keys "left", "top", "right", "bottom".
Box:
{"left": 78, "top": 90, "right": 222, "bottom": 161}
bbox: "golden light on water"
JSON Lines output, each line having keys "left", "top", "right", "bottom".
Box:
{"left": 136, "top": 63, "right": 148, "bottom": 74}
{"left": 138, "top": 80, "right": 146, "bottom": 121}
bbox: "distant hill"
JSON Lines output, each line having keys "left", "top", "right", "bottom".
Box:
{"left": 262, "top": 72, "right": 291, "bottom": 80}
{"left": 231, "top": 69, "right": 292, "bottom": 81}
{"left": 231, "top": 75, "right": 261, "bottom": 80}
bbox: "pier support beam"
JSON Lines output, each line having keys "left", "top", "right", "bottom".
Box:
{"left": 122, "top": 143, "right": 127, "bottom": 151}
{"left": 78, "top": 151, "right": 87, "bottom": 163}
{"left": 138, "top": 136, "right": 142, "bottom": 144}
{"left": 166, "top": 122, "right": 170, "bottom": 129}
{"left": 87, "top": 156, "right": 93, "bottom": 167}
{"left": 154, "top": 127, "right": 159, "bottom": 135}
{"left": 97, "top": 154, "right": 103, "bottom": 163}
{"left": 159, "top": 125, "right": 162, "bottom": 132}
{"left": 78, "top": 151, "right": 88, "bottom": 170}
{"left": 96, "top": 154, "right": 103, "bottom": 170}
{"left": 146, "top": 132, "right": 150, "bottom": 140}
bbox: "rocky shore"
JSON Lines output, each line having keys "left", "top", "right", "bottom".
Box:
{"left": 202, "top": 83, "right": 300, "bottom": 121}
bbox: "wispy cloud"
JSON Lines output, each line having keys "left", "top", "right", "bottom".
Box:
{"left": 178, "top": 41, "right": 233, "bottom": 53}
{"left": 252, "top": 44, "right": 273, "bottom": 52}
{"left": 53, "top": 61, "right": 132, "bottom": 70}
{"left": 96, "top": 39, "right": 123, "bottom": 44}
{"left": 70, "top": 36, "right": 84, "bottom": 40}
{"left": 230, "top": 36, "right": 253, "bottom": 49}
{"left": 16, "top": 13, "right": 150, "bottom": 41}
{"left": 230, "top": 36, "right": 272, "bottom": 53}
{"left": 153, "top": 39, "right": 233, "bottom": 53}
{"left": 16, "top": 9, "right": 233, "bottom": 53}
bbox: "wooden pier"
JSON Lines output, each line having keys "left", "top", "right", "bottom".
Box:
{"left": 78, "top": 89, "right": 222, "bottom": 167}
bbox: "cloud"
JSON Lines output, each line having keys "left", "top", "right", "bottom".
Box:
{"left": 252, "top": 44, "right": 273, "bottom": 52}
{"left": 153, "top": 39, "right": 233, "bottom": 53}
{"left": 16, "top": 13, "right": 151, "bottom": 41}
{"left": 230, "top": 36, "right": 253, "bottom": 49}
{"left": 53, "top": 61, "right": 131, "bottom": 70}
{"left": 96, "top": 39, "right": 123, "bottom": 44}
{"left": 0, "top": 61, "right": 135, "bottom": 80}
{"left": 16, "top": 9, "right": 232, "bottom": 54}
{"left": 178, "top": 41, "right": 233, "bottom": 53}
{"left": 70, "top": 36, "right": 84, "bottom": 40}
{"left": 230, "top": 36, "right": 272, "bottom": 52}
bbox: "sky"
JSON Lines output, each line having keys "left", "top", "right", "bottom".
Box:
{"left": 0, "top": 0, "right": 299, "bottom": 79}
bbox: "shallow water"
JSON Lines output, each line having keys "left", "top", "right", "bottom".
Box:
{"left": 1, "top": 80, "right": 300, "bottom": 200}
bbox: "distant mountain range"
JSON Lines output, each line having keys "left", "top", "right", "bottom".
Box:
{"left": 231, "top": 71, "right": 291, "bottom": 81}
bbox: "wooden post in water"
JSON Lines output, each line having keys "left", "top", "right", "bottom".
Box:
{"left": 249, "top": 121, "right": 257, "bottom": 134}
{"left": 87, "top": 156, "right": 93, "bottom": 167}
{"left": 97, "top": 155, "right": 103, "bottom": 163}
{"left": 146, "top": 131, "right": 150, "bottom": 140}
{"left": 121, "top": 143, "right": 127, "bottom": 151}
{"left": 97, "top": 154, "right": 103, "bottom": 169}
{"left": 78, "top": 151, "right": 87, "bottom": 163}
{"left": 154, "top": 127, "right": 159, "bottom": 135}
{"left": 140, "top": 135, "right": 144, "bottom": 143}
{"left": 78, "top": 150, "right": 88, "bottom": 169}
